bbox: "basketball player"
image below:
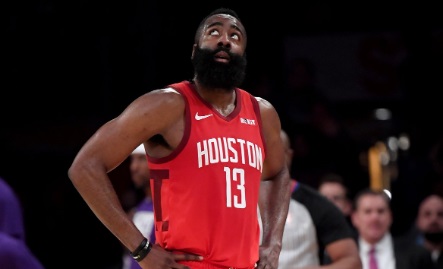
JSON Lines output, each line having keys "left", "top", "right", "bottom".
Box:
{"left": 68, "top": 7, "right": 291, "bottom": 269}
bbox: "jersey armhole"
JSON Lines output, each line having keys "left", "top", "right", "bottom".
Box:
{"left": 250, "top": 95, "right": 267, "bottom": 155}
{"left": 147, "top": 83, "right": 191, "bottom": 164}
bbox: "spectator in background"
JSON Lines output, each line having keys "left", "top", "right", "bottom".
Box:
{"left": 352, "top": 188, "right": 436, "bottom": 269}
{"left": 406, "top": 194, "right": 443, "bottom": 268}
{"left": 318, "top": 173, "right": 356, "bottom": 234}
{"left": 121, "top": 144, "right": 155, "bottom": 269}
{"left": 270, "top": 129, "right": 361, "bottom": 269}
{"left": 0, "top": 177, "right": 45, "bottom": 269}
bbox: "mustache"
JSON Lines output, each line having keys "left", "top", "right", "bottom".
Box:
{"left": 212, "top": 47, "right": 236, "bottom": 58}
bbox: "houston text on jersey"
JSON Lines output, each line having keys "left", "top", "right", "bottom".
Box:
{"left": 197, "top": 137, "right": 263, "bottom": 171}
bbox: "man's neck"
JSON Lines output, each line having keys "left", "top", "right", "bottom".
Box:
{"left": 193, "top": 79, "right": 237, "bottom": 116}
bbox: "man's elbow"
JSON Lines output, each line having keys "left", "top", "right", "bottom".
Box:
{"left": 67, "top": 162, "right": 82, "bottom": 186}
{"left": 67, "top": 158, "right": 92, "bottom": 187}
{"left": 348, "top": 256, "right": 362, "bottom": 269}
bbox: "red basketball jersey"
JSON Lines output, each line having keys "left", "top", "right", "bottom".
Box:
{"left": 147, "top": 81, "right": 266, "bottom": 268}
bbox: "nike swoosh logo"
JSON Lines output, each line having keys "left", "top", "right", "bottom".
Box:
{"left": 195, "top": 112, "right": 213, "bottom": 120}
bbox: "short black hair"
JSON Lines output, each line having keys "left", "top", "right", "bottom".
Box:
{"left": 353, "top": 188, "right": 391, "bottom": 210}
{"left": 319, "top": 173, "right": 346, "bottom": 186}
{"left": 194, "top": 7, "right": 243, "bottom": 44}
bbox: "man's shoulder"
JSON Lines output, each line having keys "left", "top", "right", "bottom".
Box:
{"left": 253, "top": 95, "right": 273, "bottom": 108}
{"left": 293, "top": 183, "right": 328, "bottom": 204}
{"left": 293, "top": 183, "right": 349, "bottom": 224}
{"left": 140, "top": 85, "right": 185, "bottom": 105}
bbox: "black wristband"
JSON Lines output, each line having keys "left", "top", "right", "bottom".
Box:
{"left": 132, "top": 240, "right": 152, "bottom": 262}
{"left": 130, "top": 238, "right": 148, "bottom": 258}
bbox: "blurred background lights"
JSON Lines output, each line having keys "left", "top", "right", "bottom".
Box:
{"left": 374, "top": 108, "right": 392, "bottom": 120}
{"left": 383, "top": 189, "right": 392, "bottom": 200}
{"left": 398, "top": 134, "right": 410, "bottom": 150}
{"left": 380, "top": 150, "right": 390, "bottom": 165}
{"left": 387, "top": 136, "right": 399, "bottom": 151}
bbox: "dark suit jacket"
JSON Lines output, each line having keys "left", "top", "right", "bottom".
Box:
{"left": 394, "top": 228, "right": 442, "bottom": 269}
{"left": 393, "top": 238, "right": 437, "bottom": 269}
{"left": 436, "top": 254, "right": 443, "bottom": 269}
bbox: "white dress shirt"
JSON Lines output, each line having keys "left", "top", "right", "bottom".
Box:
{"left": 359, "top": 233, "right": 396, "bottom": 269}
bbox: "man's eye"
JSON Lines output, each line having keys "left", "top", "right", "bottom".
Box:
{"left": 210, "top": 30, "right": 219, "bottom": 36}
{"left": 231, "top": 33, "right": 239, "bottom": 40}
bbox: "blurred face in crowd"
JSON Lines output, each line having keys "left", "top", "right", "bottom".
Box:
{"left": 352, "top": 193, "right": 392, "bottom": 245}
{"left": 318, "top": 182, "right": 352, "bottom": 216}
{"left": 130, "top": 153, "right": 150, "bottom": 190}
{"left": 280, "top": 130, "right": 294, "bottom": 170}
{"left": 416, "top": 195, "right": 443, "bottom": 244}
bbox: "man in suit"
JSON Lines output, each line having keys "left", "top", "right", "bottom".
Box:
{"left": 409, "top": 194, "right": 443, "bottom": 268}
{"left": 352, "top": 188, "right": 436, "bottom": 269}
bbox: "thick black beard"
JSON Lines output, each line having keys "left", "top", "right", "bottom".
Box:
{"left": 192, "top": 46, "right": 247, "bottom": 89}
{"left": 423, "top": 231, "right": 443, "bottom": 244}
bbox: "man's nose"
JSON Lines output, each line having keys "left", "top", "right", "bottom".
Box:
{"left": 217, "top": 33, "right": 231, "bottom": 48}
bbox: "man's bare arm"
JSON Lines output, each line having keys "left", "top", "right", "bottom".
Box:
{"left": 257, "top": 98, "right": 291, "bottom": 269}
{"left": 300, "top": 238, "right": 362, "bottom": 269}
{"left": 68, "top": 89, "right": 185, "bottom": 253}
